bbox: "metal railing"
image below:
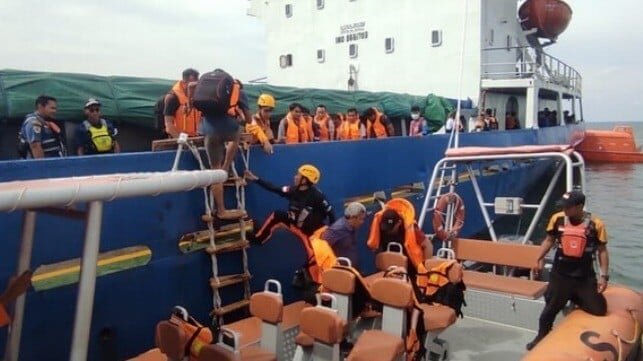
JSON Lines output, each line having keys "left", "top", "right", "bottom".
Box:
{"left": 481, "top": 46, "right": 582, "bottom": 93}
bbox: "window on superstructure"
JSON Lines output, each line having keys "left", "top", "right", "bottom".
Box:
{"left": 506, "top": 35, "right": 512, "bottom": 51}
{"left": 285, "top": 4, "right": 293, "bottom": 18}
{"left": 279, "top": 54, "right": 293, "bottom": 68}
{"left": 385, "top": 37, "right": 395, "bottom": 53}
{"left": 349, "top": 44, "right": 358, "bottom": 58}
{"left": 431, "top": 30, "right": 442, "bottom": 47}
{"left": 317, "top": 0, "right": 324, "bottom": 9}
{"left": 317, "top": 49, "right": 325, "bottom": 63}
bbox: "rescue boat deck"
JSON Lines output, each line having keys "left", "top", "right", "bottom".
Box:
{"left": 442, "top": 316, "right": 535, "bottom": 361}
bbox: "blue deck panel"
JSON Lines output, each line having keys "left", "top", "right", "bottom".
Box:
{"left": 0, "top": 126, "right": 580, "bottom": 360}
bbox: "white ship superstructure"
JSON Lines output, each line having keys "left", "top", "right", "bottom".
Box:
{"left": 248, "top": 0, "right": 582, "bottom": 129}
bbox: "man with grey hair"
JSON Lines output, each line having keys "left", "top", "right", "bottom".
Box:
{"left": 322, "top": 202, "right": 367, "bottom": 270}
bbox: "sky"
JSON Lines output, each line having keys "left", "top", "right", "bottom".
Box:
{"left": 0, "top": 0, "right": 641, "bottom": 122}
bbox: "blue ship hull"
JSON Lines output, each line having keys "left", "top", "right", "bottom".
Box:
{"left": 0, "top": 126, "right": 581, "bottom": 360}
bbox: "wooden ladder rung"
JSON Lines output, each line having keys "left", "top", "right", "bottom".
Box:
{"left": 212, "top": 299, "right": 250, "bottom": 317}
{"left": 224, "top": 177, "right": 246, "bottom": 187}
{"left": 205, "top": 240, "right": 249, "bottom": 255}
{"left": 151, "top": 136, "right": 205, "bottom": 152}
{"left": 210, "top": 273, "right": 251, "bottom": 289}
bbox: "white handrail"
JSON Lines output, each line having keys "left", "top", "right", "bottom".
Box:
{"left": 0, "top": 170, "right": 228, "bottom": 212}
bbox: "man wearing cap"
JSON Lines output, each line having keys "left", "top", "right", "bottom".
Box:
{"left": 321, "top": 202, "right": 367, "bottom": 270}
{"left": 367, "top": 198, "right": 432, "bottom": 279}
{"left": 527, "top": 190, "right": 609, "bottom": 350}
{"left": 75, "top": 98, "right": 120, "bottom": 155}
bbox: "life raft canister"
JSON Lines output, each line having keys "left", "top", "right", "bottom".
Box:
{"left": 432, "top": 192, "right": 465, "bottom": 241}
{"left": 558, "top": 217, "right": 591, "bottom": 258}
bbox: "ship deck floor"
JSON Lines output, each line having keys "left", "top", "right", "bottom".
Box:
{"left": 441, "top": 316, "right": 536, "bottom": 361}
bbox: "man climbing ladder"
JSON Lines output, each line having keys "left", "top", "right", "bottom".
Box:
{"left": 244, "top": 164, "right": 335, "bottom": 245}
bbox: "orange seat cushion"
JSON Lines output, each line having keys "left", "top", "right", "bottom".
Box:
{"left": 363, "top": 272, "right": 383, "bottom": 287}
{"left": 239, "top": 346, "right": 277, "bottom": 361}
{"left": 197, "top": 345, "right": 276, "bottom": 361}
{"left": 417, "top": 304, "right": 457, "bottom": 332}
{"left": 347, "top": 330, "right": 404, "bottom": 361}
{"left": 463, "top": 270, "right": 547, "bottom": 299}
{"left": 295, "top": 332, "right": 314, "bottom": 347}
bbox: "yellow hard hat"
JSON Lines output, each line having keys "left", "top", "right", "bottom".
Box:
{"left": 298, "top": 164, "right": 320, "bottom": 184}
{"left": 257, "top": 93, "right": 276, "bottom": 108}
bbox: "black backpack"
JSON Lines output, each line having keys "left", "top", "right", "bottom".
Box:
{"left": 153, "top": 95, "right": 167, "bottom": 130}
{"left": 191, "top": 69, "right": 240, "bottom": 117}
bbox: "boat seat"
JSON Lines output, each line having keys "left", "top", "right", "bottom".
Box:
{"left": 292, "top": 296, "right": 334, "bottom": 361}
{"left": 348, "top": 277, "right": 414, "bottom": 361}
{"left": 198, "top": 344, "right": 276, "bottom": 361}
{"left": 462, "top": 270, "right": 547, "bottom": 298}
{"left": 364, "top": 242, "right": 407, "bottom": 287}
{"left": 416, "top": 304, "right": 457, "bottom": 332}
{"left": 225, "top": 299, "right": 310, "bottom": 349}
{"left": 155, "top": 320, "right": 187, "bottom": 360}
{"left": 295, "top": 332, "right": 314, "bottom": 347}
{"left": 296, "top": 294, "right": 346, "bottom": 361}
{"left": 347, "top": 330, "right": 405, "bottom": 361}
{"left": 321, "top": 267, "right": 357, "bottom": 323}
{"left": 225, "top": 317, "right": 262, "bottom": 348}
{"left": 452, "top": 238, "right": 547, "bottom": 299}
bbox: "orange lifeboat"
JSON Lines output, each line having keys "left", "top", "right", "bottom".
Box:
{"left": 519, "top": 0, "right": 573, "bottom": 40}
{"left": 576, "top": 126, "right": 643, "bottom": 163}
{"left": 522, "top": 286, "right": 643, "bottom": 361}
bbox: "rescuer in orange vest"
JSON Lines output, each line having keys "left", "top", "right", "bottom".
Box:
{"left": 363, "top": 107, "right": 394, "bottom": 138}
{"left": 163, "top": 68, "right": 202, "bottom": 138}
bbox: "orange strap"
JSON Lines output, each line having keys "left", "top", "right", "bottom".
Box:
{"left": 227, "top": 81, "right": 241, "bottom": 116}
{"left": 0, "top": 305, "right": 10, "bottom": 327}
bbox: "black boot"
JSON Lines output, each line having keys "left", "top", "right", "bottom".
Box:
{"left": 526, "top": 331, "right": 548, "bottom": 351}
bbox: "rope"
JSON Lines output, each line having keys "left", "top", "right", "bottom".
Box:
{"left": 9, "top": 187, "right": 27, "bottom": 213}
{"left": 184, "top": 141, "right": 222, "bottom": 312}
{"left": 229, "top": 142, "right": 251, "bottom": 300}
{"left": 151, "top": 173, "right": 165, "bottom": 197}
{"left": 611, "top": 309, "right": 641, "bottom": 361}
{"left": 107, "top": 176, "right": 124, "bottom": 202}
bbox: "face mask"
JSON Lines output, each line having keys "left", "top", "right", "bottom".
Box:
{"left": 411, "top": 113, "right": 420, "bottom": 120}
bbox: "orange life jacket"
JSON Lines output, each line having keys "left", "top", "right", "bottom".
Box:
{"left": 338, "top": 121, "right": 362, "bottom": 140}
{"left": 171, "top": 81, "right": 202, "bottom": 136}
{"left": 167, "top": 313, "right": 213, "bottom": 359}
{"left": 422, "top": 260, "right": 463, "bottom": 296}
{"left": 366, "top": 108, "right": 388, "bottom": 138}
{"left": 309, "top": 226, "right": 337, "bottom": 283}
{"left": 558, "top": 217, "right": 592, "bottom": 258}
{"left": 314, "top": 114, "right": 331, "bottom": 141}
{"left": 247, "top": 113, "right": 274, "bottom": 145}
{"left": 284, "top": 113, "right": 312, "bottom": 144}
{"left": 367, "top": 198, "right": 424, "bottom": 270}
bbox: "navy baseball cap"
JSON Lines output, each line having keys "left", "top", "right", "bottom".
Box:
{"left": 380, "top": 209, "right": 401, "bottom": 233}
{"left": 557, "top": 190, "right": 586, "bottom": 208}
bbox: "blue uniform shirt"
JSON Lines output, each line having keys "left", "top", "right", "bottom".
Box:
{"left": 323, "top": 217, "right": 360, "bottom": 270}
{"left": 19, "top": 113, "right": 64, "bottom": 158}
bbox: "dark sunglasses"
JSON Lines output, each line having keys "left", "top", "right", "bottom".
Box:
{"left": 88, "top": 107, "right": 101, "bottom": 113}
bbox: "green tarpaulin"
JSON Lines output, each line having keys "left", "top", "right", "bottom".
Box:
{"left": 0, "top": 69, "right": 470, "bottom": 130}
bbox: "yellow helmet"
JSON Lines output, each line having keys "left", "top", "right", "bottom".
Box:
{"left": 257, "top": 93, "right": 276, "bottom": 108}
{"left": 298, "top": 164, "right": 320, "bottom": 184}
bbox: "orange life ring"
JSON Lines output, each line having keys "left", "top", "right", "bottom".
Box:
{"left": 432, "top": 192, "right": 465, "bottom": 241}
